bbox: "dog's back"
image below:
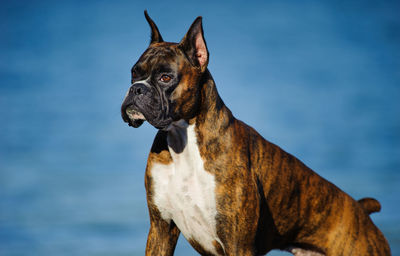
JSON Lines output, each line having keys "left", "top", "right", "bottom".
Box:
{"left": 240, "top": 120, "right": 391, "bottom": 255}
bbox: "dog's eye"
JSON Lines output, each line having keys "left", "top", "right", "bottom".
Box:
{"left": 160, "top": 74, "right": 172, "bottom": 83}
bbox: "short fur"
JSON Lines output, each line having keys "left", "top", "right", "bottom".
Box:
{"left": 121, "top": 12, "right": 391, "bottom": 256}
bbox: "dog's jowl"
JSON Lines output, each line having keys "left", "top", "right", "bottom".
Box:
{"left": 121, "top": 11, "right": 391, "bottom": 256}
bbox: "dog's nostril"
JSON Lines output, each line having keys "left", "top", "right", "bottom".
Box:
{"left": 135, "top": 87, "right": 142, "bottom": 95}
{"left": 130, "top": 83, "right": 146, "bottom": 96}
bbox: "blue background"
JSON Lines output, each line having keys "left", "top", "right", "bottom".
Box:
{"left": 1, "top": 0, "right": 399, "bottom": 255}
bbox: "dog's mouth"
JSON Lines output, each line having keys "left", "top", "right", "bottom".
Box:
{"left": 122, "top": 105, "right": 146, "bottom": 128}
{"left": 121, "top": 102, "right": 175, "bottom": 130}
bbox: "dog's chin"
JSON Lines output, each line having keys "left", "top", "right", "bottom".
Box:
{"left": 125, "top": 106, "right": 146, "bottom": 128}
{"left": 124, "top": 105, "right": 174, "bottom": 129}
{"left": 128, "top": 118, "right": 172, "bottom": 129}
{"left": 148, "top": 117, "right": 174, "bottom": 130}
{"left": 129, "top": 119, "right": 145, "bottom": 128}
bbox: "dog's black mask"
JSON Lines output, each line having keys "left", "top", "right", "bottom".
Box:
{"left": 121, "top": 46, "right": 180, "bottom": 129}
{"left": 121, "top": 11, "right": 209, "bottom": 130}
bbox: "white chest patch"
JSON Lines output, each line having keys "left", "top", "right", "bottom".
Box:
{"left": 150, "top": 121, "right": 223, "bottom": 255}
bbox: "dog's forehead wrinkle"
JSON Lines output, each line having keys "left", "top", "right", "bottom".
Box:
{"left": 146, "top": 45, "right": 177, "bottom": 57}
{"left": 140, "top": 58, "right": 179, "bottom": 77}
{"left": 154, "top": 63, "right": 175, "bottom": 73}
{"left": 134, "top": 45, "right": 184, "bottom": 75}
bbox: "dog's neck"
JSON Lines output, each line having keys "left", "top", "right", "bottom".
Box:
{"left": 168, "top": 70, "right": 235, "bottom": 153}
{"left": 195, "top": 70, "right": 234, "bottom": 133}
{"left": 166, "top": 70, "right": 234, "bottom": 153}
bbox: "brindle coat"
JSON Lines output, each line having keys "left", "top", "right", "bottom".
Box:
{"left": 122, "top": 12, "right": 391, "bottom": 256}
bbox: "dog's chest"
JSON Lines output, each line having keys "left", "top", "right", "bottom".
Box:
{"left": 150, "top": 123, "right": 222, "bottom": 255}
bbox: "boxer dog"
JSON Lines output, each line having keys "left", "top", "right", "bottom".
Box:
{"left": 121, "top": 11, "right": 391, "bottom": 256}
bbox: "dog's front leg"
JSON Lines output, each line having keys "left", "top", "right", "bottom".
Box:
{"left": 145, "top": 213, "right": 180, "bottom": 256}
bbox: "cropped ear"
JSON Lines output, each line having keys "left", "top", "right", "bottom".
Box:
{"left": 178, "top": 17, "right": 209, "bottom": 72}
{"left": 144, "top": 10, "right": 163, "bottom": 44}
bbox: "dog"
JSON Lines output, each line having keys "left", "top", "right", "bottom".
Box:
{"left": 121, "top": 11, "right": 391, "bottom": 256}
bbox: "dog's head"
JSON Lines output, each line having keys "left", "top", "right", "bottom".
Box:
{"left": 121, "top": 11, "right": 209, "bottom": 130}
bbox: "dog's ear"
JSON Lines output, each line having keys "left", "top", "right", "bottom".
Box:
{"left": 179, "top": 17, "right": 209, "bottom": 72}
{"left": 144, "top": 10, "right": 163, "bottom": 44}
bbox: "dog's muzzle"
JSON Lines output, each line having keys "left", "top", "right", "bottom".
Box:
{"left": 121, "top": 81, "right": 174, "bottom": 129}
{"left": 121, "top": 83, "right": 148, "bottom": 128}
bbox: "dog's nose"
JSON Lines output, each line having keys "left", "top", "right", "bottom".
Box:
{"left": 130, "top": 83, "right": 148, "bottom": 96}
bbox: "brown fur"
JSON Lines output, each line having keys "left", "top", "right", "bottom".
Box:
{"left": 127, "top": 13, "right": 391, "bottom": 256}
{"left": 358, "top": 197, "right": 382, "bottom": 214}
{"left": 143, "top": 71, "right": 391, "bottom": 255}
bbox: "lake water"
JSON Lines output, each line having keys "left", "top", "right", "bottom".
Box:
{"left": 1, "top": 0, "right": 399, "bottom": 255}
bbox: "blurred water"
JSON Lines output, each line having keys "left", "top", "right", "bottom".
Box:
{"left": 1, "top": 0, "right": 399, "bottom": 255}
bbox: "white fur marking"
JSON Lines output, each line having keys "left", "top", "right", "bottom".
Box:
{"left": 287, "top": 247, "right": 325, "bottom": 256}
{"left": 132, "top": 79, "right": 150, "bottom": 86}
{"left": 151, "top": 121, "right": 223, "bottom": 255}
